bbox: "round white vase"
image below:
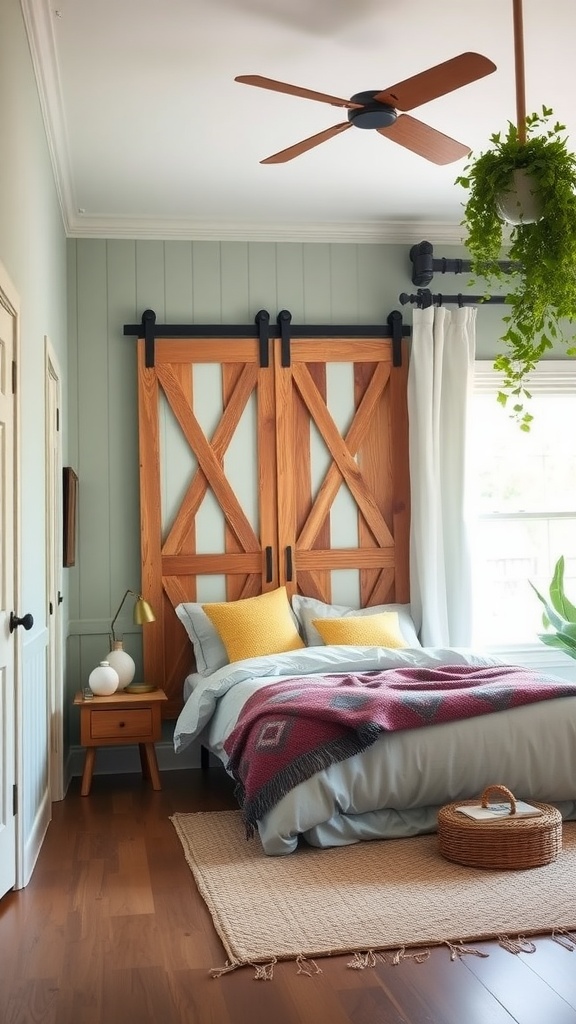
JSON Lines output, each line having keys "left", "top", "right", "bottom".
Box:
{"left": 88, "top": 660, "right": 119, "bottom": 696}
{"left": 105, "top": 640, "right": 136, "bottom": 690}
{"left": 496, "top": 168, "right": 543, "bottom": 225}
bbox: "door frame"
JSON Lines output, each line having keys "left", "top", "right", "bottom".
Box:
{"left": 45, "top": 337, "right": 64, "bottom": 802}
{"left": 0, "top": 259, "right": 23, "bottom": 890}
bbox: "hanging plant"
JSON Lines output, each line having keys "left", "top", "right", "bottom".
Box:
{"left": 456, "top": 106, "right": 576, "bottom": 427}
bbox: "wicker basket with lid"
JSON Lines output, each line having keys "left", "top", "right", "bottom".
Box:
{"left": 437, "top": 784, "right": 562, "bottom": 870}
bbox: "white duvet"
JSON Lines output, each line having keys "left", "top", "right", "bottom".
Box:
{"left": 173, "top": 645, "right": 576, "bottom": 855}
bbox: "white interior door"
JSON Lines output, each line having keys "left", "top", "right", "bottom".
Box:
{"left": 0, "top": 286, "right": 17, "bottom": 898}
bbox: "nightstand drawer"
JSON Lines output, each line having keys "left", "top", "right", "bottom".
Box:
{"left": 89, "top": 708, "right": 153, "bottom": 740}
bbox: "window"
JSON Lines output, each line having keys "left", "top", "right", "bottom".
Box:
{"left": 469, "top": 362, "right": 576, "bottom": 646}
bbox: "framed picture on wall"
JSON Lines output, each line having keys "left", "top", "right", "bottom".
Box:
{"left": 63, "top": 467, "right": 78, "bottom": 568}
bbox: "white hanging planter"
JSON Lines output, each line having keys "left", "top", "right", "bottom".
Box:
{"left": 496, "top": 167, "right": 543, "bottom": 224}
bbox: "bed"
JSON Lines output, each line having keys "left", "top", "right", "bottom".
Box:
{"left": 172, "top": 590, "right": 576, "bottom": 855}
{"left": 129, "top": 311, "right": 576, "bottom": 855}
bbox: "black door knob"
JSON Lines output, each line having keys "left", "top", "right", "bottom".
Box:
{"left": 9, "top": 612, "right": 34, "bottom": 633}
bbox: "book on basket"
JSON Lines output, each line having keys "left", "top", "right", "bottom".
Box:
{"left": 456, "top": 801, "right": 543, "bottom": 821}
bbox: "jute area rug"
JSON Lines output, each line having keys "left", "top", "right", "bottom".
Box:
{"left": 171, "top": 811, "right": 576, "bottom": 975}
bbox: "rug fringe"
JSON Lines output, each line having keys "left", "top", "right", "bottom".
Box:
{"left": 347, "top": 950, "right": 380, "bottom": 970}
{"left": 552, "top": 929, "right": 576, "bottom": 951}
{"left": 211, "top": 929, "right": 575, "bottom": 980}
{"left": 252, "top": 959, "right": 276, "bottom": 980}
{"left": 444, "top": 941, "right": 489, "bottom": 962}
{"left": 498, "top": 934, "right": 537, "bottom": 955}
{"left": 296, "top": 954, "right": 322, "bottom": 976}
{"left": 211, "top": 957, "right": 279, "bottom": 980}
{"left": 389, "top": 946, "right": 431, "bottom": 966}
{"left": 210, "top": 959, "right": 241, "bottom": 978}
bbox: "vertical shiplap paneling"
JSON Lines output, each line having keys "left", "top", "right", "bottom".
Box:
{"left": 75, "top": 240, "right": 111, "bottom": 622}
{"left": 65, "top": 241, "right": 80, "bottom": 744}
{"left": 355, "top": 243, "right": 410, "bottom": 325}
{"left": 357, "top": 243, "right": 391, "bottom": 323}
{"left": 70, "top": 240, "right": 113, "bottom": 736}
{"left": 106, "top": 241, "right": 140, "bottom": 646}
{"left": 388, "top": 241, "right": 415, "bottom": 302}
{"left": 303, "top": 244, "right": 331, "bottom": 321}
{"left": 135, "top": 241, "right": 167, "bottom": 322}
{"left": 191, "top": 242, "right": 222, "bottom": 321}
{"left": 276, "top": 243, "right": 305, "bottom": 322}
{"left": 220, "top": 242, "right": 250, "bottom": 321}
{"left": 247, "top": 242, "right": 278, "bottom": 319}
{"left": 164, "top": 242, "right": 194, "bottom": 321}
{"left": 330, "top": 244, "right": 359, "bottom": 324}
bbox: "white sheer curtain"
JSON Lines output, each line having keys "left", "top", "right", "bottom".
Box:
{"left": 407, "top": 304, "right": 476, "bottom": 647}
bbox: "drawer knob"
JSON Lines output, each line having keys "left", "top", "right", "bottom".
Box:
{"left": 119, "top": 721, "right": 126, "bottom": 728}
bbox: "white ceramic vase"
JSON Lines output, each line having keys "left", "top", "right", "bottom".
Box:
{"left": 105, "top": 640, "right": 136, "bottom": 690}
{"left": 88, "top": 660, "right": 119, "bottom": 696}
{"left": 496, "top": 168, "right": 543, "bottom": 225}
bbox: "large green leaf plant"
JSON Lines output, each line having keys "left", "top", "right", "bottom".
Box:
{"left": 530, "top": 556, "right": 576, "bottom": 659}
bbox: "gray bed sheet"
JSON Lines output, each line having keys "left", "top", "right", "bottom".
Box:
{"left": 173, "top": 645, "right": 576, "bottom": 855}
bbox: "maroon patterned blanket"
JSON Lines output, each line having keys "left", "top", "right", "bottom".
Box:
{"left": 223, "top": 664, "right": 576, "bottom": 836}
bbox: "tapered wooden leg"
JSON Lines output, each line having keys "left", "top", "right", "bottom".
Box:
{"left": 141, "top": 743, "right": 161, "bottom": 790}
{"left": 80, "top": 747, "right": 96, "bottom": 796}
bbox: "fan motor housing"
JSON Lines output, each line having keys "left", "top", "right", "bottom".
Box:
{"left": 347, "top": 91, "right": 397, "bottom": 130}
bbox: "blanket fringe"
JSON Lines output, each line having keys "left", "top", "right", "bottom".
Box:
{"left": 444, "top": 940, "right": 489, "bottom": 962}
{"left": 498, "top": 934, "right": 536, "bottom": 955}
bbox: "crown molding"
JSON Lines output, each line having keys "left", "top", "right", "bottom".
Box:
{"left": 67, "top": 214, "right": 468, "bottom": 246}
{"left": 20, "top": 0, "right": 75, "bottom": 234}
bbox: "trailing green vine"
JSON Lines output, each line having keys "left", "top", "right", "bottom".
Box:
{"left": 456, "top": 107, "right": 576, "bottom": 428}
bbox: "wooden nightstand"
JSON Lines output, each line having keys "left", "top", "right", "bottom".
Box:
{"left": 74, "top": 688, "right": 167, "bottom": 796}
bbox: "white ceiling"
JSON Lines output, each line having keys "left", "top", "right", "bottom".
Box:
{"left": 22, "top": 0, "right": 575, "bottom": 243}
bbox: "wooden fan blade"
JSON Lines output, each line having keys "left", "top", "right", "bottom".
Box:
{"left": 374, "top": 52, "right": 496, "bottom": 111}
{"left": 260, "top": 122, "right": 352, "bottom": 164}
{"left": 378, "top": 114, "right": 470, "bottom": 165}
{"left": 235, "top": 75, "right": 363, "bottom": 109}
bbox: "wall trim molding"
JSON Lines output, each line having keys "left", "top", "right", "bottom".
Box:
{"left": 66, "top": 217, "right": 467, "bottom": 245}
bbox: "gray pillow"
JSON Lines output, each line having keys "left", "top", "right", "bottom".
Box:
{"left": 291, "top": 595, "right": 421, "bottom": 649}
{"left": 175, "top": 602, "right": 228, "bottom": 676}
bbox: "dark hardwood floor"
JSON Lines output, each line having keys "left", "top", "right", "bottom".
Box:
{"left": 1, "top": 769, "right": 576, "bottom": 1024}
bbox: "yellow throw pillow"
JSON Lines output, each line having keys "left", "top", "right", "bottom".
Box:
{"left": 202, "top": 586, "right": 305, "bottom": 663}
{"left": 312, "top": 612, "right": 408, "bottom": 649}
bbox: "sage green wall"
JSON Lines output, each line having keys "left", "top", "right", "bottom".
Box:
{"left": 0, "top": 0, "right": 67, "bottom": 697}
{"left": 66, "top": 236, "right": 512, "bottom": 746}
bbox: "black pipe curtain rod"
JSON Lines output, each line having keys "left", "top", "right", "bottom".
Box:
{"left": 400, "top": 288, "right": 508, "bottom": 308}
{"left": 409, "top": 240, "right": 520, "bottom": 287}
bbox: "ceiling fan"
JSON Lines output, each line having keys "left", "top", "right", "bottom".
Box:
{"left": 236, "top": 52, "right": 497, "bottom": 166}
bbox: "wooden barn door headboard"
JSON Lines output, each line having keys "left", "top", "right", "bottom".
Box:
{"left": 127, "top": 310, "right": 411, "bottom": 717}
